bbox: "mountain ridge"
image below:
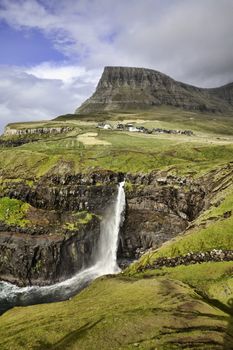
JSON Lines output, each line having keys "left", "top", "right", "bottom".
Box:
{"left": 75, "top": 66, "right": 233, "bottom": 114}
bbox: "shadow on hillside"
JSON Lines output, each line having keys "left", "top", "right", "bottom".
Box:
{"left": 196, "top": 291, "right": 233, "bottom": 349}
{"left": 224, "top": 298, "right": 233, "bottom": 350}
{"left": 33, "top": 318, "right": 103, "bottom": 350}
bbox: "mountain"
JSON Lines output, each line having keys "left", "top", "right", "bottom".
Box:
{"left": 75, "top": 66, "right": 233, "bottom": 114}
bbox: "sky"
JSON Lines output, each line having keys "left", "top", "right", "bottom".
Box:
{"left": 0, "top": 0, "right": 233, "bottom": 132}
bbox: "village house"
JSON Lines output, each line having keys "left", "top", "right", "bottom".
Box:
{"left": 97, "top": 122, "right": 193, "bottom": 136}
{"left": 97, "top": 122, "right": 112, "bottom": 130}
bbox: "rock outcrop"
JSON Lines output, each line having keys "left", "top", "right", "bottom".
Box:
{"left": 1, "top": 164, "right": 231, "bottom": 286}
{"left": 118, "top": 173, "right": 205, "bottom": 261}
{"left": 0, "top": 170, "right": 206, "bottom": 286}
{"left": 4, "top": 126, "right": 72, "bottom": 136}
{"left": 76, "top": 66, "right": 233, "bottom": 113}
{"left": 0, "top": 172, "right": 120, "bottom": 286}
{"left": 2, "top": 171, "right": 121, "bottom": 213}
{"left": 0, "top": 216, "right": 100, "bottom": 286}
{"left": 137, "top": 249, "right": 233, "bottom": 272}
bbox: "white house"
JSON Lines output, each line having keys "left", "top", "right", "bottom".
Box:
{"left": 128, "top": 126, "right": 139, "bottom": 132}
{"left": 103, "top": 124, "right": 112, "bottom": 130}
{"left": 97, "top": 123, "right": 112, "bottom": 130}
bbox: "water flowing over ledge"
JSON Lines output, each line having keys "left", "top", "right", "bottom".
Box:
{"left": 0, "top": 182, "right": 125, "bottom": 315}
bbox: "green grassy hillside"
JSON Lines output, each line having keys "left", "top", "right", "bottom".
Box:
{"left": 1, "top": 108, "right": 233, "bottom": 179}
{"left": 0, "top": 262, "right": 232, "bottom": 350}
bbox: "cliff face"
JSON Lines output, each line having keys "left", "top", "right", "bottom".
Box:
{"left": 209, "top": 82, "right": 233, "bottom": 105}
{"left": 119, "top": 173, "right": 205, "bottom": 262}
{"left": 0, "top": 170, "right": 206, "bottom": 286}
{"left": 0, "top": 217, "right": 100, "bottom": 286}
{"left": 4, "top": 126, "right": 72, "bottom": 136}
{"left": 1, "top": 163, "right": 232, "bottom": 286}
{"left": 0, "top": 172, "right": 120, "bottom": 286}
{"left": 76, "top": 66, "right": 233, "bottom": 113}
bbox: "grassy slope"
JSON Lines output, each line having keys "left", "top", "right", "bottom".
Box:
{"left": 126, "top": 170, "right": 233, "bottom": 273}
{"left": 131, "top": 262, "right": 233, "bottom": 307}
{"left": 0, "top": 270, "right": 232, "bottom": 350}
{"left": 55, "top": 107, "right": 233, "bottom": 135}
{"left": 1, "top": 108, "right": 233, "bottom": 178}
{"left": 0, "top": 197, "right": 30, "bottom": 227}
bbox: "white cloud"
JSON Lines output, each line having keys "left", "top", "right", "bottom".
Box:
{"left": 0, "top": 65, "right": 100, "bottom": 133}
{"left": 0, "top": 0, "right": 233, "bottom": 132}
{"left": 0, "top": 0, "right": 57, "bottom": 30}
{"left": 1, "top": 0, "right": 233, "bottom": 87}
{"left": 26, "top": 62, "right": 101, "bottom": 84}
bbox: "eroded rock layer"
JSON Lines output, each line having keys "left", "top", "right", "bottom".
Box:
{"left": 0, "top": 170, "right": 206, "bottom": 286}
{"left": 118, "top": 173, "right": 205, "bottom": 261}
{"left": 76, "top": 66, "right": 233, "bottom": 113}
{"left": 0, "top": 217, "right": 100, "bottom": 286}
{"left": 0, "top": 172, "right": 120, "bottom": 286}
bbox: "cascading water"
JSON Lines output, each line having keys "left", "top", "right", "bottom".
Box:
{"left": 95, "top": 180, "right": 125, "bottom": 274}
{"left": 0, "top": 182, "right": 125, "bottom": 315}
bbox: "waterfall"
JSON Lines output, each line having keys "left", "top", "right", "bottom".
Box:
{"left": 95, "top": 180, "right": 125, "bottom": 274}
{"left": 0, "top": 182, "right": 125, "bottom": 315}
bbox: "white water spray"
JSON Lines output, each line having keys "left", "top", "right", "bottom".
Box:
{"left": 95, "top": 180, "right": 125, "bottom": 274}
{"left": 0, "top": 182, "right": 125, "bottom": 314}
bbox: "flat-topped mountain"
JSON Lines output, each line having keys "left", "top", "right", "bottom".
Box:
{"left": 75, "top": 66, "right": 233, "bottom": 114}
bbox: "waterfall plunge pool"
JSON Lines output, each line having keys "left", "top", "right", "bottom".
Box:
{"left": 0, "top": 182, "right": 125, "bottom": 315}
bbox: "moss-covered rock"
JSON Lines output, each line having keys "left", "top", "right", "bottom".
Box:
{"left": 0, "top": 197, "right": 30, "bottom": 227}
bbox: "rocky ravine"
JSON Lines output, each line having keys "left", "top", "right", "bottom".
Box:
{"left": 0, "top": 171, "right": 120, "bottom": 286}
{"left": 1, "top": 163, "right": 232, "bottom": 287}
{"left": 76, "top": 66, "right": 233, "bottom": 114}
{"left": 0, "top": 169, "right": 208, "bottom": 287}
{"left": 118, "top": 172, "right": 205, "bottom": 261}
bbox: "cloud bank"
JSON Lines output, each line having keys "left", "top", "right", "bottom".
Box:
{"left": 0, "top": 64, "right": 99, "bottom": 132}
{"left": 0, "top": 0, "right": 232, "bottom": 131}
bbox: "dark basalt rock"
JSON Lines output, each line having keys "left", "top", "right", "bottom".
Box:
{"left": 138, "top": 249, "right": 233, "bottom": 272}
{"left": 75, "top": 66, "right": 233, "bottom": 114}
{"left": 0, "top": 171, "right": 121, "bottom": 286}
{"left": 118, "top": 173, "right": 205, "bottom": 260}
{"left": 0, "top": 138, "right": 33, "bottom": 148}
{"left": 0, "top": 169, "right": 217, "bottom": 286}
{"left": 0, "top": 216, "right": 100, "bottom": 286}
{"left": 2, "top": 171, "right": 122, "bottom": 214}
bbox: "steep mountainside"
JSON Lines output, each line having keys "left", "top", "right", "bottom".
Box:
{"left": 76, "top": 66, "right": 233, "bottom": 113}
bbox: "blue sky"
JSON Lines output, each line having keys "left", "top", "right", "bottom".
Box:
{"left": 0, "top": 23, "right": 65, "bottom": 65}
{"left": 0, "top": 0, "right": 232, "bottom": 132}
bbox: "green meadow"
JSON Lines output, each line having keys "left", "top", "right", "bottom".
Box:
{"left": 1, "top": 108, "right": 233, "bottom": 178}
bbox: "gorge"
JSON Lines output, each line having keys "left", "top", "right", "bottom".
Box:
{"left": 0, "top": 170, "right": 206, "bottom": 287}
{"left": 0, "top": 181, "right": 125, "bottom": 315}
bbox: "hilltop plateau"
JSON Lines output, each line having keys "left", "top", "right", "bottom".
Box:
{"left": 76, "top": 66, "right": 233, "bottom": 114}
